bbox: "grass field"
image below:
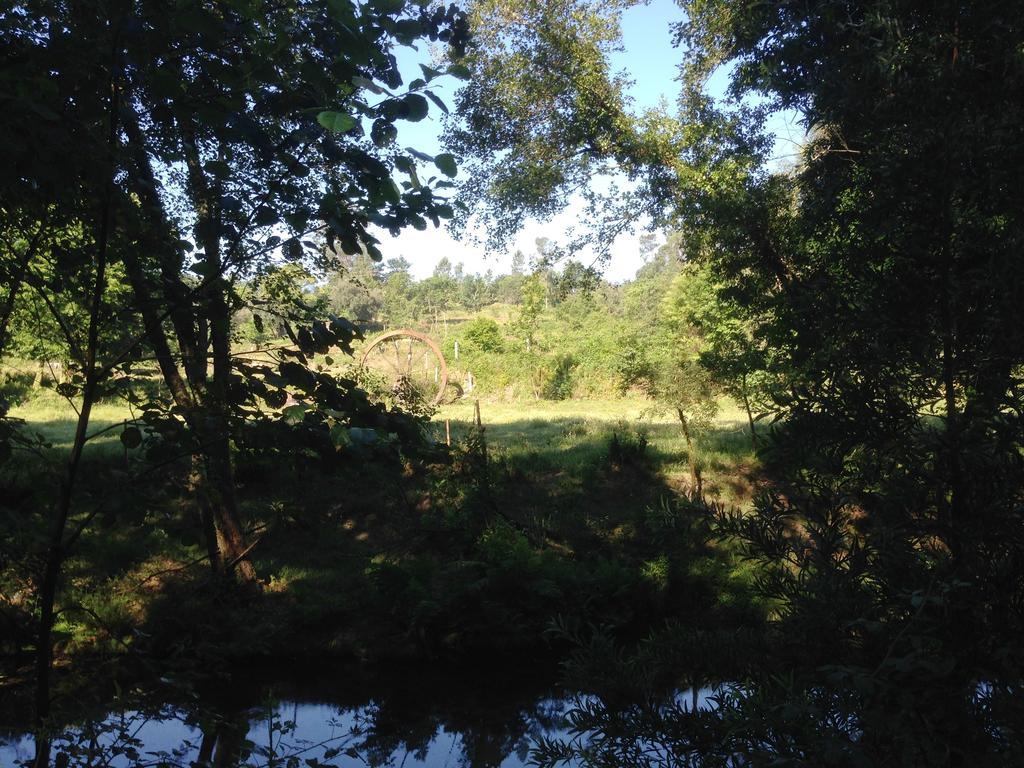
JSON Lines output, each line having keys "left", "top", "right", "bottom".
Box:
{"left": 2, "top": 385, "right": 764, "bottom": 666}
{"left": 436, "top": 397, "right": 758, "bottom": 506}
{"left": 6, "top": 388, "right": 759, "bottom": 506}
{"left": 7, "top": 394, "right": 142, "bottom": 457}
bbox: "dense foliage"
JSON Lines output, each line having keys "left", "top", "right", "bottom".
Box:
{"left": 0, "top": 0, "right": 470, "bottom": 742}
{"left": 452, "top": 0, "right": 1024, "bottom": 764}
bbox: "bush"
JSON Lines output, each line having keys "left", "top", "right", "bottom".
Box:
{"left": 540, "top": 354, "right": 575, "bottom": 400}
{"left": 462, "top": 317, "right": 505, "bottom": 352}
{"left": 0, "top": 363, "right": 35, "bottom": 405}
{"left": 606, "top": 429, "right": 648, "bottom": 467}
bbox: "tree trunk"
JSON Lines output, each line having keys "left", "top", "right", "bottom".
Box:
{"left": 200, "top": 421, "right": 257, "bottom": 582}
{"left": 34, "top": 230, "right": 108, "bottom": 746}
{"left": 182, "top": 125, "right": 257, "bottom": 584}
{"left": 189, "top": 455, "right": 222, "bottom": 575}
{"left": 677, "top": 407, "right": 702, "bottom": 494}
{"left": 34, "top": 50, "right": 117, "bottom": 747}
{"left": 740, "top": 373, "right": 759, "bottom": 452}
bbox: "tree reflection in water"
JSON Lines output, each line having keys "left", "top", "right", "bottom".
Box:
{"left": 0, "top": 663, "right": 573, "bottom": 768}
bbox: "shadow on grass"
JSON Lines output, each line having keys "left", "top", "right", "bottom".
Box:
{"left": 2, "top": 409, "right": 766, "bottom": 673}
{"left": 433, "top": 415, "right": 760, "bottom": 507}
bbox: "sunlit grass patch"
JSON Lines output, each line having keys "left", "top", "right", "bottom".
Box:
{"left": 8, "top": 390, "right": 137, "bottom": 457}
{"left": 435, "top": 396, "right": 760, "bottom": 506}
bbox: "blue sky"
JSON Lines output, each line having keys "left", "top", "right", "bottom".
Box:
{"left": 379, "top": 0, "right": 803, "bottom": 283}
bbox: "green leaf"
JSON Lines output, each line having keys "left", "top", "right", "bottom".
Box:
{"left": 383, "top": 180, "right": 401, "bottom": 205}
{"left": 446, "top": 63, "right": 471, "bottom": 80}
{"left": 434, "top": 153, "right": 457, "bottom": 178}
{"left": 329, "top": 423, "right": 351, "bottom": 449}
{"left": 419, "top": 63, "right": 443, "bottom": 81}
{"left": 407, "top": 147, "right": 434, "bottom": 163}
{"left": 371, "top": 118, "right": 398, "bottom": 147}
{"left": 403, "top": 93, "right": 429, "bottom": 122}
{"left": 282, "top": 403, "right": 307, "bottom": 424}
{"left": 284, "top": 239, "right": 303, "bottom": 260}
{"left": 317, "top": 111, "right": 357, "bottom": 133}
{"left": 263, "top": 389, "right": 287, "bottom": 408}
{"left": 326, "top": 0, "right": 355, "bottom": 21}
{"left": 254, "top": 206, "right": 278, "bottom": 226}
{"left": 425, "top": 91, "right": 449, "bottom": 115}
{"left": 395, "top": 19, "right": 423, "bottom": 40}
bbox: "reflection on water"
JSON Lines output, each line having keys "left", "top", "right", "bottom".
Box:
{"left": 2, "top": 698, "right": 569, "bottom": 767}
{"left": 0, "top": 660, "right": 570, "bottom": 768}
{"left": 0, "top": 661, "right": 717, "bottom": 768}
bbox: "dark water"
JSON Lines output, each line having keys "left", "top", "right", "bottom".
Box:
{"left": 0, "top": 660, "right": 568, "bottom": 767}
{"left": 0, "top": 661, "right": 717, "bottom": 767}
{"left": 2, "top": 699, "right": 564, "bottom": 767}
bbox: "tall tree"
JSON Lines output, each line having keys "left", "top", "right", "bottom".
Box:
{"left": 456, "top": 0, "right": 1024, "bottom": 761}
{"left": 3, "top": 0, "right": 467, "bottom": 735}
{"left": 9, "top": 0, "right": 466, "bottom": 584}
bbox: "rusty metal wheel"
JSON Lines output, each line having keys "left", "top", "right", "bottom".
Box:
{"left": 359, "top": 329, "right": 449, "bottom": 406}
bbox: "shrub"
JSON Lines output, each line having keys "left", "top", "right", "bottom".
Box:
{"left": 540, "top": 354, "right": 576, "bottom": 400}
{"left": 462, "top": 317, "right": 505, "bottom": 352}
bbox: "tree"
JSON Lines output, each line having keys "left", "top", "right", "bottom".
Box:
{"left": 462, "top": 317, "right": 504, "bottom": 353}
{"left": 554, "top": 259, "right": 600, "bottom": 301}
{"left": 3, "top": 0, "right": 468, "bottom": 736}
{"left": 419, "top": 267, "right": 458, "bottom": 334}
{"left": 458, "top": 271, "right": 496, "bottom": 312}
{"left": 324, "top": 253, "right": 386, "bottom": 325}
{"left": 510, "top": 249, "right": 526, "bottom": 275}
{"left": 446, "top": 0, "right": 673, "bottom": 255}
{"left": 514, "top": 272, "right": 546, "bottom": 350}
{"left": 455, "top": 0, "right": 1024, "bottom": 761}
{"left": 23, "top": 0, "right": 465, "bottom": 585}
{"left": 661, "top": 261, "right": 769, "bottom": 450}
{"left": 492, "top": 271, "right": 525, "bottom": 305}
{"left": 381, "top": 258, "right": 418, "bottom": 327}
{"left": 623, "top": 274, "right": 718, "bottom": 491}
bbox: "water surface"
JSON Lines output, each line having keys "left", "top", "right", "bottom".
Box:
{"left": 0, "top": 661, "right": 718, "bottom": 767}
{"left": 0, "top": 660, "right": 571, "bottom": 767}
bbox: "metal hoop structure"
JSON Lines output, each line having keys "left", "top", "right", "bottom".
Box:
{"left": 359, "top": 329, "right": 449, "bottom": 406}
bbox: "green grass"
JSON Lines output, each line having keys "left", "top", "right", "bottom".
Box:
{"left": 8, "top": 391, "right": 140, "bottom": 456}
{"left": 5, "top": 388, "right": 759, "bottom": 505}
{"left": 434, "top": 397, "right": 759, "bottom": 506}
{"left": 1, "top": 383, "right": 765, "bottom": 666}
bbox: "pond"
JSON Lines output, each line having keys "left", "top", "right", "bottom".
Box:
{"left": 0, "top": 658, "right": 567, "bottom": 768}
{"left": 0, "top": 660, "right": 718, "bottom": 767}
